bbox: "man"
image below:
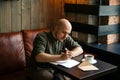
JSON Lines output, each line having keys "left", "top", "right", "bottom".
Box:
{"left": 29, "top": 18, "right": 83, "bottom": 80}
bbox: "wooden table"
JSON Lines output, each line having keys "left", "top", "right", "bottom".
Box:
{"left": 50, "top": 54, "right": 118, "bottom": 80}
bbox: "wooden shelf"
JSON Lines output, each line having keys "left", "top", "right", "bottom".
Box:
{"left": 65, "top": 4, "right": 120, "bottom": 16}
{"left": 71, "top": 22, "right": 120, "bottom": 36}
{"left": 71, "top": 22, "right": 98, "bottom": 35}
{"left": 98, "top": 24, "right": 120, "bottom": 36}
{"left": 64, "top": 3, "right": 120, "bottom": 36}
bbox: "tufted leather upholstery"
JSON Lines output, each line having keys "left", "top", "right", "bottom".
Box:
{"left": 0, "top": 28, "right": 49, "bottom": 80}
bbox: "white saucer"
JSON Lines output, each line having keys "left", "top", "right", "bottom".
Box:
{"left": 81, "top": 58, "right": 97, "bottom": 64}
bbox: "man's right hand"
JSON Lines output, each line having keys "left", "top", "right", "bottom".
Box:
{"left": 60, "top": 48, "right": 72, "bottom": 60}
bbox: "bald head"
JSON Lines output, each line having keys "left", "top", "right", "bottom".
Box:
{"left": 52, "top": 18, "right": 72, "bottom": 41}
{"left": 55, "top": 18, "right": 72, "bottom": 30}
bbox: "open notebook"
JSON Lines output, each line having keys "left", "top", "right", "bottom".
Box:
{"left": 50, "top": 59, "right": 80, "bottom": 68}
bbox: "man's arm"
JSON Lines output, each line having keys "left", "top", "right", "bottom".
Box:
{"left": 71, "top": 46, "right": 83, "bottom": 57}
{"left": 35, "top": 52, "right": 72, "bottom": 62}
{"left": 35, "top": 46, "right": 83, "bottom": 63}
{"left": 36, "top": 53, "right": 61, "bottom": 62}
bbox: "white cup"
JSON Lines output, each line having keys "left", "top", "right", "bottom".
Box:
{"left": 84, "top": 54, "right": 94, "bottom": 63}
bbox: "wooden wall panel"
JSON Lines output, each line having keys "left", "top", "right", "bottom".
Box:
{"left": 11, "top": 0, "right": 21, "bottom": 32}
{"left": 0, "top": 1, "right": 11, "bottom": 33}
{"left": 21, "top": 0, "right": 31, "bottom": 30}
{"left": 31, "top": 0, "right": 40, "bottom": 29}
{"left": 64, "top": 0, "right": 76, "bottom": 4}
{"left": 39, "top": 0, "right": 47, "bottom": 28}
{"left": 46, "top": 0, "right": 55, "bottom": 29}
{"left": 46, "top": 0, "right": 64, "bottom": 29}
{"left": 55, "top": 0, "right": 64, "bottom": 20}
{"left": 0, "top": 0, "right": 64, "bottom": 33}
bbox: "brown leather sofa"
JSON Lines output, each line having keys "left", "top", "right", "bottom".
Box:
{"left": 0, "top": 28, "right": 49, "bottom": 80}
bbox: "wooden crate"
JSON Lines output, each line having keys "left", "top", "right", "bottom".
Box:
{"left": 76, "top": 14, "right": 89, "bottom": 24}
{"left": 65, "top": 12, "right": 77, "bottom": 22}
{"left": 72, "top": 31, "right": 97, "bottom": 43}
{"left": 98, "top": 34, "right": 119, "bottom": 44}
{"left": 109, "top": 0, "right": 120, "bottom": 5}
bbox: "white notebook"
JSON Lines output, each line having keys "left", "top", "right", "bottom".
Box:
{"left": 50, "top": 59, "right": 80, "bottom": 68}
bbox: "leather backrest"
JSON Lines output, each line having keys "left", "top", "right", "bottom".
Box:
{"left": 22, "top": 28, "right": 49, "bottom": 66}
{"left": 0, "top": 32, "right": 26, "bottom": 75}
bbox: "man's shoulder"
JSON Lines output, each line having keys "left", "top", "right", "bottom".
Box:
{"left": 66, "top": 35, "right": 73, "bottom": 40}
{"left": 37, "top": 32, "right": 49, "bottom": 36}
{"left": 35, "top": 32, "right": 50, "bottom": 40}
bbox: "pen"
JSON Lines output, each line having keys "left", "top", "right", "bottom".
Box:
{"left": 62, "top": 48, "right": 67, "bottom": 54}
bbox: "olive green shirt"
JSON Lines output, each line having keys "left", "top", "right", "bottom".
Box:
{"left": 29, "top": 32, "right": 81, "bottom": 69}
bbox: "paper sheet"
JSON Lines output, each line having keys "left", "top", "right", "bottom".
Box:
{"left": 78, "top": 61, "right": 99, "bottom": 71}
{"left": 50, "top": 59, "right": 80, "bottom": 68}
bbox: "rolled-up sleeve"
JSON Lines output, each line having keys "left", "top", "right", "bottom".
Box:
{"left": 65, "top": 36, "right": 81, "bottom": 50}
{"left": 32, "top": 33, "right": 47, "bottom": 57}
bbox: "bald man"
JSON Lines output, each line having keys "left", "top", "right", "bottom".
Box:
{"left": 29, "top": 18, "right": 83, "bottom": 80}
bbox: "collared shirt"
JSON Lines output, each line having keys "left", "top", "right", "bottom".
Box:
{"left": 29, "top": 32, "right": 81, "bottom": 69}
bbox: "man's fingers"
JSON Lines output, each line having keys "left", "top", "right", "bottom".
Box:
{"left": 65, "top": 48, "right": 68, "bottom": 53}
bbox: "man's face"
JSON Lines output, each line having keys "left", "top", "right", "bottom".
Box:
{"left": 55, "top": 26, "right": 71, "bottom": 41}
